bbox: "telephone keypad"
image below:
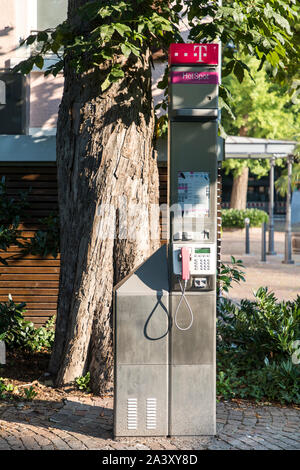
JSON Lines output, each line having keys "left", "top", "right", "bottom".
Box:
{"left": 193, "top": 254, "right": 210, "bottom": 272}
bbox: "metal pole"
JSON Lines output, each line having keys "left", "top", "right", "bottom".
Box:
{"left": 245, "top": 217, "right": 250, "bottom": 254}
{"left": 283, "top": 154, "right": 294, "bottom": 264}
{"left": 267, "top": 156, "right": 276, "bottom": 255}
{"left": 261, "top": 221, "right": 266, "bottom": 262}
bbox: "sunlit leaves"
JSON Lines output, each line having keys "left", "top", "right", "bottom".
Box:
{"left": 13, "top": 0, "right": 299, "bottom": 99}
{"left": 101, "top": 64, "right": 124, "bottom": 91}
{"left": 14, "top": 0, "right": 180, "bottom": 90}
{"left": 189, "top": 0, "right": 298, "bottom": 80}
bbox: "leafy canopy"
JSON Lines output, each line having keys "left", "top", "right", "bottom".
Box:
{"left": 221, "top": 54, "right": 300, "bottom": 179}
{"left": 14, "top": 0, "right": 299, "bottom": 97}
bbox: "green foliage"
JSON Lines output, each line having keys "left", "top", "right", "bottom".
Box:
{"left": 216, "top": 359, "right": 300, "bottom": 403}
{"left": 222, "top": 156, "right": 284, "bottom": 180}
{"left": 75, "top": 372, "right": 91, "bottom": 393}
{"left": 222, "top": 55, "right": 300, "bottom": 140}
{"left": 14, "top": 0, "right": 182, "bottom": 84}
{"left": 219, "top": 287, "right": 300, "bottom": 357}
{"left": 275, "top": 162, "right": 300, "bottom": 196}
{"left": 189, "top": 0, "right": 299, "bottom": 107}
{"left": 22, "top": 213, "right": 60, "bottom": 259}
{"left": 217, "top": 288, "right": 300, "bottom": 404}
{"left": 221, "top": 53, "right": 299, "bottom": 183}
{"left": 13, "top": 1, "right": 299, "bottom": 100}
{"left": 23, "top": 386, "right": 38, "bottom": 401}
{"left": 218, "top": 256, "right": 245, "bottom": 294}
{"left": 0, "top": 295, "right": 55, "bottom": 352}
{"left": 221, "top": 208, "right": 269, "bottom": 228}
{"left": 0, "top": 182, "right": 29, "bottom": 264}
{"left": 0, "top": 180, "right": 60, "bottom": 260}
{"left": 0, "top": 294, "right": 26, "bottom": 342}
{"left": 0, "top": 377, "right": 39, "bottom": 402}
{"left": 0, "top": 377, "right": 15, "bottom": 400}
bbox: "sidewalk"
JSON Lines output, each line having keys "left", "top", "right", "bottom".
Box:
{"left": 221, "top": 228, "right": 300, "bottom": 302}
{"left": 0, "top": 395, "right": 299, "bottom": 450}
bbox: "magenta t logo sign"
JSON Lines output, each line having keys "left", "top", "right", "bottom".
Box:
{"left": 169, "top": 43, "right": 219, "bottom": 65}
{"left": 194, "top": 44, "right": 207, "bottom": 62}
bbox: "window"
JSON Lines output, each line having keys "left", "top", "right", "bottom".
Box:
{"left": 0, "top": 73, "right": 26, "bottom": 134}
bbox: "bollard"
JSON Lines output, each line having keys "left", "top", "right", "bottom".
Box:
{"left": 261, "top": 221, "right": 266, "bottom": 262}
{"left": 0, "top": 341, "right": 5, "bottom": 365}
{"left": 245, "top": 217, "right": 250, "bottom": 254}
{"left": 282, "top": 154, "right": 294, "bottom": 264}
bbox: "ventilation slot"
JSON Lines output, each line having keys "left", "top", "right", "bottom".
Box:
{"left": 127, "top": 398, "right": 137, "bottom": 430}
{"left": 146, "top": 398, "right": 157, "bottom": 430}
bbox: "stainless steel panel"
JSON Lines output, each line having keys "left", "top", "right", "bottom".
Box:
{"left": 114, "top": 364, "right": 168, "bottom": 437}
{"left": 114, "top": 246, "right": 169, "bottom": 437}
{"left": 169, "top": 364, "right": 216, "bottom": 436}
{"left": 170, "top": 292, "right": 216, "bottom": 365}
{"left": 115, "top": 294, "right": 169, "bottom": 365}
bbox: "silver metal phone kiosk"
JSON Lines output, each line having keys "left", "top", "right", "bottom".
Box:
{"left": 114, "top": 43, "right": 219, "bottom": 437}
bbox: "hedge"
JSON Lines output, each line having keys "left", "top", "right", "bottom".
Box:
{"left": 221, "top": 208, "right": 269, "bottom": 228}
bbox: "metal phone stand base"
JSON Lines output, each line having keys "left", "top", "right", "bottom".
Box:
{"left": 114, "top": 245, "right": 216, "bottom": 437}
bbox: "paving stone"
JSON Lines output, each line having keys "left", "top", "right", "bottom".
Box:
{"left": 208, "top": 440, "right": 234, "bottom": 450}
{"left": 0, "top": 395, "right": 299, "bottom": 450}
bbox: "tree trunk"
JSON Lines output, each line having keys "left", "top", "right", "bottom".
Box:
{"left": 49, "top": 0, "right": 160, "bottom": 394}
{"left": 230, "top": 166, "right": 249, "bottom": 210}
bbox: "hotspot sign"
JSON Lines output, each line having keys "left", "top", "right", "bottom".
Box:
{"left": 170, "top": 70, "right": 219, "bottom": 84}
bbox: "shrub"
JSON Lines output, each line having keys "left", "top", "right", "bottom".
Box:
{"left": 218, "top": 255, "right": 246, "bottom": 294}
{"left": 0, "top": 377, "right": 15, "bottom": 400}
{"left": 0, "top": 294, "right": 26, "bottom": 342}
{"left": 75, "top": 372, "right": 91, "bottom": 393}
{"left": 217, "top": 288, "right": 300, "bottom": 404}
{"left": 221, "top": 208, "right": 269, "bottom": 228}
{"left": 0, "top": 295, "right": 55, "bottom": 352}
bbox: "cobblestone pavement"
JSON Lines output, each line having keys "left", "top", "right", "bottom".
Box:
{"left": 0, "top": 396, "right": 299, "bottom": 450}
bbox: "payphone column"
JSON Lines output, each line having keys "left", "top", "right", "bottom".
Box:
{"left": 168, "top": 43, "right": 219, "bottom": 436}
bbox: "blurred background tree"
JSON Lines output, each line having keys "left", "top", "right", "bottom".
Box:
{"left": 221, "top": 10, "right": 300, "bottom": 209}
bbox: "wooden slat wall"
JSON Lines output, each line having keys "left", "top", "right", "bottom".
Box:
{"left": 0, "top": 165, "right": 59, "bottom": 326}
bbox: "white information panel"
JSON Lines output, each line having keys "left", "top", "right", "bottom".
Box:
{"left": 178, "top": 171, "right": 210, "bottom": 217}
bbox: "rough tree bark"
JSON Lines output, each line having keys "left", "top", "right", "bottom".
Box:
{"left": 49, "top": 0, "right": 160, "bottom": 394}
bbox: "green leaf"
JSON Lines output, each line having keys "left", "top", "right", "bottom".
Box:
{"left": 110, "top": 65, "right": 124, "bottom": 79}
{"left": 34, "top": 56, "right": 44, "bottom": 70}
{"left": 26, "top": 35, "right": 37, "bottom": 46}
{"left": 114, "top": 23, "right": 131, "bottom": 37}
{"left": 99, "top": 24, "right": 114, "bottom": 42}
{"left": 101, "top": 77, "right": 112, "bottom": 92}
{"left": 222, "top": 60, "right": 235, "bottom": 78}
{"left": 37, "top": 31, "right": 48, "bottom": 43}
{"left": 121, "top": 43, "right": 132, "bottom": 57}
{"left": 233, "top": 61, "right": 244, "bottom": 83}
{"left": 219, "top": 97, "right": 236, "bottom": 120}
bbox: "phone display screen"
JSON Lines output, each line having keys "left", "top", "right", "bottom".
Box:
{"left": 195, "top": 248, "right": 210, "bottom": 254}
